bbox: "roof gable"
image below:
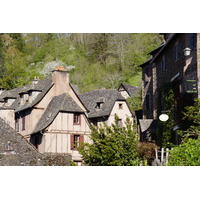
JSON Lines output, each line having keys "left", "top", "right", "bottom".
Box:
{"left": 32, "top": 93, "right": 84, "bottom": 134}
{"left": 120, "top": 84, "right": 140, "bottom": 97}
{"left": 79, "top": 89, "right": 125, "bottom": 118}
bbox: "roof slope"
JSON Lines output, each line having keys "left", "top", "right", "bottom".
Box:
{"left": 0, "top": 78, "right": 54, "bottom": 111}
{"left": 79, "top": 89, "right": 125, "bottom": 118}
{"left": 32, "top": 93, "right": 84, "bottom": 134}
{"left": 121, "top": 84, "right": 140, "bottom": 97}
{"left": 15, "top": 78, "right": 53, "bottom": 112}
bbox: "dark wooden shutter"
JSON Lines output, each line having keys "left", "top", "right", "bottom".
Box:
{"left": 22, "top": 116, "right": 25, "bottom": 130}
{"left": 80, "top": 135, "right": 84, "bottom": 144}
{"left": 70, "top": 134, "right": 74, "bottom": 150}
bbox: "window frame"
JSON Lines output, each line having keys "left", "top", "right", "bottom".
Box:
{"left": 119, "top": 103, "right": 123, "bottom": 110}
{"left": 70, "top": 134, "right": 84, "bottom": 150}
{"left": 73, "top": 113, "right": 81, "bottom": 125}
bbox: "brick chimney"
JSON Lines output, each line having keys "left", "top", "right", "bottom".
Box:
{"left": 51, "top": 67, "right": 70, "bottom": 95}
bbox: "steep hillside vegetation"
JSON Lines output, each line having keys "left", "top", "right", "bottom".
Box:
{"left": 0, "top": 33, "right": 163, "bottom": 91}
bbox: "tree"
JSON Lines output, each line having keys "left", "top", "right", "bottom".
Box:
{"left": 168, "top": 138, "right": 200, "bottom": 166}
{"left": 168, "top": 98, "right": 200, "bottom": 166}
{"left": 78, "top": 116, "right": 140, "bottom": 166}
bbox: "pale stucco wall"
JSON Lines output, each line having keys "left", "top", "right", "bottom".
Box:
{"left": 107, "top": 101, "right": 133, "bottom": 126}
{"left": 41, "top": 112, "right": 91, "bottom": 160}
{"left": 0, "top": 109, "right": 15, "bottom": 129}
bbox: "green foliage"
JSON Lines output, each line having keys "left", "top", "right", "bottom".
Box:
{"left": 127, "top": 89, "right": 142, "bottom": 111}
{"left": 177, "top": 98, "right": 200, "bottom": 141}
{"left": 168, "top": 99, "right": 200, "bottom": 166}
{"left": 78, "top": 116, "right": 140, "bottom": 166}
{"left": 156, "top": 83, "right": 175, "bottom": 148}
{"left": 0, "top": 33, "right": 163, "bottom": 91}
{"left": 168, "top": 138, "right": 200, "bottom": 166}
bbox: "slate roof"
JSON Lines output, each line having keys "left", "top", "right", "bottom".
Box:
{"left": 15, "top": 78, "right": 53, "bottom": 113}
{"left": 32, "top": 93, "right": 84, "bottom": 134}
{"left": 139, "top": 119, "right": 156, "bottom": 133}
{"left": 150, "top": 33, "right": 176, "bottom": 63}
{"left": 0, "top": 78, "right": 54, "bottom": 111}
{"left": 78, "top": 89, "right": 125, "bottom": 118}
{"left": 120, "top": 83, "right": 140, "bottom": 97}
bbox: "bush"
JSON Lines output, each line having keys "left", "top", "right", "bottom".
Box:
{"left": 137, "top": 142, "right": 158, "bottom": 165}
{"left": 168, "top": 138, "right": 200, "bottom": 166}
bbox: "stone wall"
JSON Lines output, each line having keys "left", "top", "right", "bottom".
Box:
{"left": 0, "top": 117, "right": 72, "bottom": 166}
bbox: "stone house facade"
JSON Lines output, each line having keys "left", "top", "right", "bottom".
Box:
{"left": 0, "top": 67, "right": 133, "bottom": 165}
{"left": 139, "top": 33, "right": 200, "bottom": 144}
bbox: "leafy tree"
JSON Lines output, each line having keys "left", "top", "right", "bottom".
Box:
{"left": 168, "top": 138, "right": 200, "bottom": 166}
{"left": 127, "top": 88, "right": 142, "bottom": 111}
{"left": 168, "top": 98, "right": 200, "bottom": 166}
{"left": 78, "top": 116, "right": 140, "bottom": 166}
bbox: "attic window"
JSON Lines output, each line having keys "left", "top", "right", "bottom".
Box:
{"left": 95, "top": 102, "right": 103, "bottom": 109}
{"left": 74, "top": 114, "right": 81, "bottom": 125}
{"left": 119, "top": 103, "right": 123, "bottom": 109}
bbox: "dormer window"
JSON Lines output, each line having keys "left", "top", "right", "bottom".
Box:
{"left": 29, "top": 91, "right": 41, "bottom": 102}
{"left": 95, "top": 102, "right": 103, "bottom": 110}
{"left": 4, "top": 98, "right": 16, "bottom": 107}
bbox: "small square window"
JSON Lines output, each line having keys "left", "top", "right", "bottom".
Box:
{"left": 119, "top": 103, "right": 123, "bottom": 109}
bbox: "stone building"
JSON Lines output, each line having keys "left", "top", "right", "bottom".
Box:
{"left": 139, "top": 33, "right": 200, "bottom": 144}
{"left": 0, "top": 67, "right": 133, "bottom": 165}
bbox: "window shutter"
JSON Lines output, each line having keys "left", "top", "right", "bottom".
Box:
{"left": 80, "top": 135, "right": 84, "bottom": 144}
{"left": 70, "top": 134, "right": 74, "bottom": 150}
{"left": 22, "top": 116, "right": 25, "bottom": 131}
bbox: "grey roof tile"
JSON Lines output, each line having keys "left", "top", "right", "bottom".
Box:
{"left": 139, "top": 119, "right": 155, "bottom": 133}
{"left": 78, "top": 89, "right": 125, "bottom": 118}
{"left": 120, "top": 84, "right": 140, "bottom": 97}
{"left": 15, "top": 78, "right": 53, "bottom": 112}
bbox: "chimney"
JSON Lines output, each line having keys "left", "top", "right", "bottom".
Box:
{"left": 51, "top": 67, "right": 70, "bottom": 95}
{"left": 32, "top": 76, "right": 39, "bottom": 85}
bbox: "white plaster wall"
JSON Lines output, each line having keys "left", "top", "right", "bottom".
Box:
{"left": 107, "top": 101, "right": 133, "bottom": 126}
{"left": 43, "top": 112, "right": 91, "bottom": 160}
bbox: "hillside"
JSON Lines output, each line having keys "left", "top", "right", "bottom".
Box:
{"left": 0, "top": 33, "right": 163, "bottom": 91}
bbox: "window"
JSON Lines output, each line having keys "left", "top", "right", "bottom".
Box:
{"left": 119, "top": 103, "right": 123, "bottom": 109}
{"left": 95, "top": 102, "right": 103, "bottom": 109}
{"left": 73, "top": 114, "right": 81, "bottom": 125}
{"left": 117, "top": 119, "right": 122, "bottom": 127}
{"left": 70, "top": 134, "right": 84, "bottom": 150}
{"left": 146, "top": 94, "right": 150, "bottom": 110}
{"left": 22, "top": 116, "right": 26, "bottom": 131}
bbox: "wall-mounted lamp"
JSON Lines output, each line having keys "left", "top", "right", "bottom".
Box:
{"left": 159, "top": 111, "right": 169, "bottom": 122}
{"left": 183, "top": 47, "right": 192, "bottom": 57}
